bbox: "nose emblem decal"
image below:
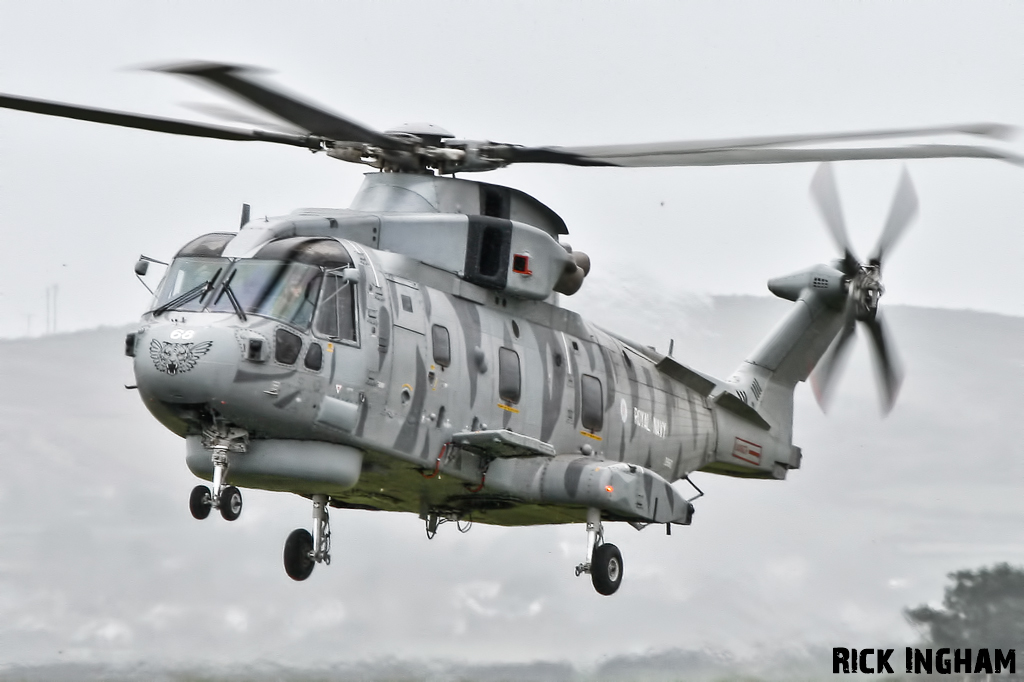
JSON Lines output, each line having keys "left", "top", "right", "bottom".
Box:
{"left": 149, "top": 339, "right": 213, "bottom": 376}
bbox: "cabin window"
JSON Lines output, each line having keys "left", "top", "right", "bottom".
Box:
{"left": 581, "top": 374, "right": 603, "bottom": 432}
{"left": 275, "top": 328, "right": 303, "bottom": 365}
{"left": 313, "top": 273, "right": 357, "bottom": 343}
{"left": 304, "top": 342, "right": 323, "bottom": 371}
{"left": 498, "top": 347, "right": 521, "bottom": 404}
{"left": 432, "top": 325, "right": 451, "bottom": 368}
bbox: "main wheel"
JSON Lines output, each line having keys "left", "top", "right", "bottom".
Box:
{"left": 591, "top": 543, "right": 623, "bottom": 596}
{"left": 284, "top": 528, "right": 315, "bottom": 581}
{"left": 219, "top": 485, "right": 243, "bottom": 521}
{"left": 189, "top": 485, "right": 212, "bottom": 520}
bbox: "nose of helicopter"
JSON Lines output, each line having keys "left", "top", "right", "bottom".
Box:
{"left": 134, "top": 322, "right": 240, "bottom": 403}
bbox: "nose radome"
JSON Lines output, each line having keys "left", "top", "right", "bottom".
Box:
{"left": 134, "top": 324, "right": 240, "bottom": 404}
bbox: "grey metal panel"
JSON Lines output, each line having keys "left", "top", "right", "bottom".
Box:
{"left": 378, "top": 214, "right": 470, "bottom": 275}
{"left": 747, "top": 300, "right": 814, "bottom": 371}
{"left": 315, "top": 396, "right": 362, "bottom": 432}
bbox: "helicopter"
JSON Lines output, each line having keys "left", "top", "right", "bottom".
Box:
{"left": 1, "top": 63, "right": 1019, "bottom": 595}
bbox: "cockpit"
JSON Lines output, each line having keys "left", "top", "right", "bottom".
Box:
{"left": 151, "top": 234, "right": 358, "bottom": 341}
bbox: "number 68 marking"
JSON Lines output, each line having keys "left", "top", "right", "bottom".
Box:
{"left": 170, "top": 329, "right": 195, "bottom": 340}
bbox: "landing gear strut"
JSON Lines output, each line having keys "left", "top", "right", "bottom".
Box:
{"left": 574, "top": 507, "right": 624, "bottom": 595}
{"left": 284, "top": 494, "right": 331, "bottom": 581}
{"left": 190, "top": 426, "right": 247, "bottom": 522}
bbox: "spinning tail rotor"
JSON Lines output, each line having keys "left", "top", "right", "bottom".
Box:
{"left": 809, "top": 163, "right": 918, "bottom": 414}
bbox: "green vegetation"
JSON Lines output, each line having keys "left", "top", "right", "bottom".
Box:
{"left": 905, "top": 562, "right": 1024, "bottom": 649}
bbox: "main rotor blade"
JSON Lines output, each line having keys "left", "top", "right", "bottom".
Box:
{"left": 157, "top": 62, "right": 405, "bottom": 149}
{"left": 485, "top": 143, "right": 1024, "bottom": 168}
{"left": 811, "top": 299, "right": 858, "bottom": 411}
{"left": 869, "top": 167, "right": 918, "bottom": 266}
{"left": 535, "top": 122, "right": 1016, "bottom": 158}
{"left": 810, "top": 163, "right": 859, "bottom": 267}
{"left": 863, "top": 312, "right": 904, "bottom": 414}
{"left": 180, "top": 101, "right": 306, "bottom": 134}
{"left": 0, "top": 93, "right": 322, "bottom": 148}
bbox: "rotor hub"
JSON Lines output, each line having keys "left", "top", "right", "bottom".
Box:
{"left": 850, "top": 265, "right": 884, "bottom": 320}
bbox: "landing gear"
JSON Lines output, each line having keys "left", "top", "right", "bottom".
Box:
{"left": 283, "top": 494, "right": 331, "bottom": 581}
{"left": 574, "top": 507, "right": 624, "bottom": 596}
{"left": 190, "top": 426, "right": 248, "bottom": 522}
{"left": 219, "top": 485, "right": 243, "bottom": 521}
{"left": 591, "top": 543, "right": 623, "bottom": 596}
{"left": 284, "top": 529, "right": 315, "bottom": 581}
{"left": 189, "top": 485, "right": 212, "bottom": 520}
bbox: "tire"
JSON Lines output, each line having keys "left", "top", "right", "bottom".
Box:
{"left": 189, "top": 485, "right": 212, "bottom": 520}
{"left": 591, "top": 543, "right": 623, "bottom": 596}
{"left": 219, "top": 485, "right": 243, "bottom": 521}
{"left": 284, "top": 528, "right": 315, "bottom": 581}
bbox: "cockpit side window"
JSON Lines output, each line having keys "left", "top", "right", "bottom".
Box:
{"left": 313, "top": 272, "right": 358, "bottom": 343}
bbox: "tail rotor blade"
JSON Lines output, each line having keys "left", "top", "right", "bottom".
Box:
{"left": 810, "top": 163, "right": 859, "bottom": 270}
{"left": 863, "top": 312, "right": 904, "bottom": 414}
{"left": 811, "top": 300, "right": 858, "bottom": 411}
{"left": 869, "top": 167, "right": 918, "bottom": 266}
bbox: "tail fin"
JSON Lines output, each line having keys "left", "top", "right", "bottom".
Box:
{"left": 724, "top": 263, "right": 847, "bottom": 445}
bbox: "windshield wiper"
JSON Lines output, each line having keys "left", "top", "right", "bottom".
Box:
{"left": 152, "top": 268, "right": 221, "bottom": 317}
{"left": 213, "top": 269, "right": 248, "bottom": 321}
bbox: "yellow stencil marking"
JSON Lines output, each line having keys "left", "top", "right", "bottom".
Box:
{"left": 580, "top": 431, "right": 603, "bottom": 441}
{"left": 498, "top": 403, "right": 520, "bottom": 413}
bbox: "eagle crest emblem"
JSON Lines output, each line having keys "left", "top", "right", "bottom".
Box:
{"left": 150, "top": 339, "right": 213, "bottom": 375}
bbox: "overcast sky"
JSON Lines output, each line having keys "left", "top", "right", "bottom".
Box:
{"left": 2, "top": 1, "right": 1024, "bottom": 338}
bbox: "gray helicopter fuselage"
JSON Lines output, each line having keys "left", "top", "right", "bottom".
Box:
{"left": 130, "top": 173, "right": 844, "bottom": 528}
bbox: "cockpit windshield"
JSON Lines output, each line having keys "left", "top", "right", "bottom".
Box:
{"left": 211, "top": 260, "right": 322, "bottom": 328}
{"left": 152, "top": 257, "right": 227, "bottom": 313}
{"left": 151, "top": 258, "right": 323, "bottom": 329}
{"left": 151, "top": 237, "right": 354, "bottom": 330}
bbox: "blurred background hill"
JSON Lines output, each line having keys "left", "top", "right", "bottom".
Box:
{"left": 3, "top": 286, "right": 1023, "bottom": 679}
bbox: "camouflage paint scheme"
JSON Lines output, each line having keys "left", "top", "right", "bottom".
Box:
{"left": 132, "top": 174, "right": 846, "bottom": 529}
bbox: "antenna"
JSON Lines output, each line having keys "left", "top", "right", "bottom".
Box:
{"left": 44, "top": 284, "right": 58, "bottom": 333}
{"left": 240, "top": 203, "right": 251, "bottom": 229}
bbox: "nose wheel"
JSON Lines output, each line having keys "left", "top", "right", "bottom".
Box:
{"left": 188, "top": 484, "right": 243, "bottom": 521}
{"left": 574, "top": 507, "right": 624, "bottom": 595}
{"left": 189, "top": 484, "right": 212, "bottom": 519}
{"left": 188, "top": 436, "right": 245, "bottom": 520}
{"left": 283, "top": 494, "right": 331, "bottom": 581}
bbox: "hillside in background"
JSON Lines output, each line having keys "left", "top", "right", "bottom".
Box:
{"left": 2, "top": 290, "right": 1024, "bottom": 680}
